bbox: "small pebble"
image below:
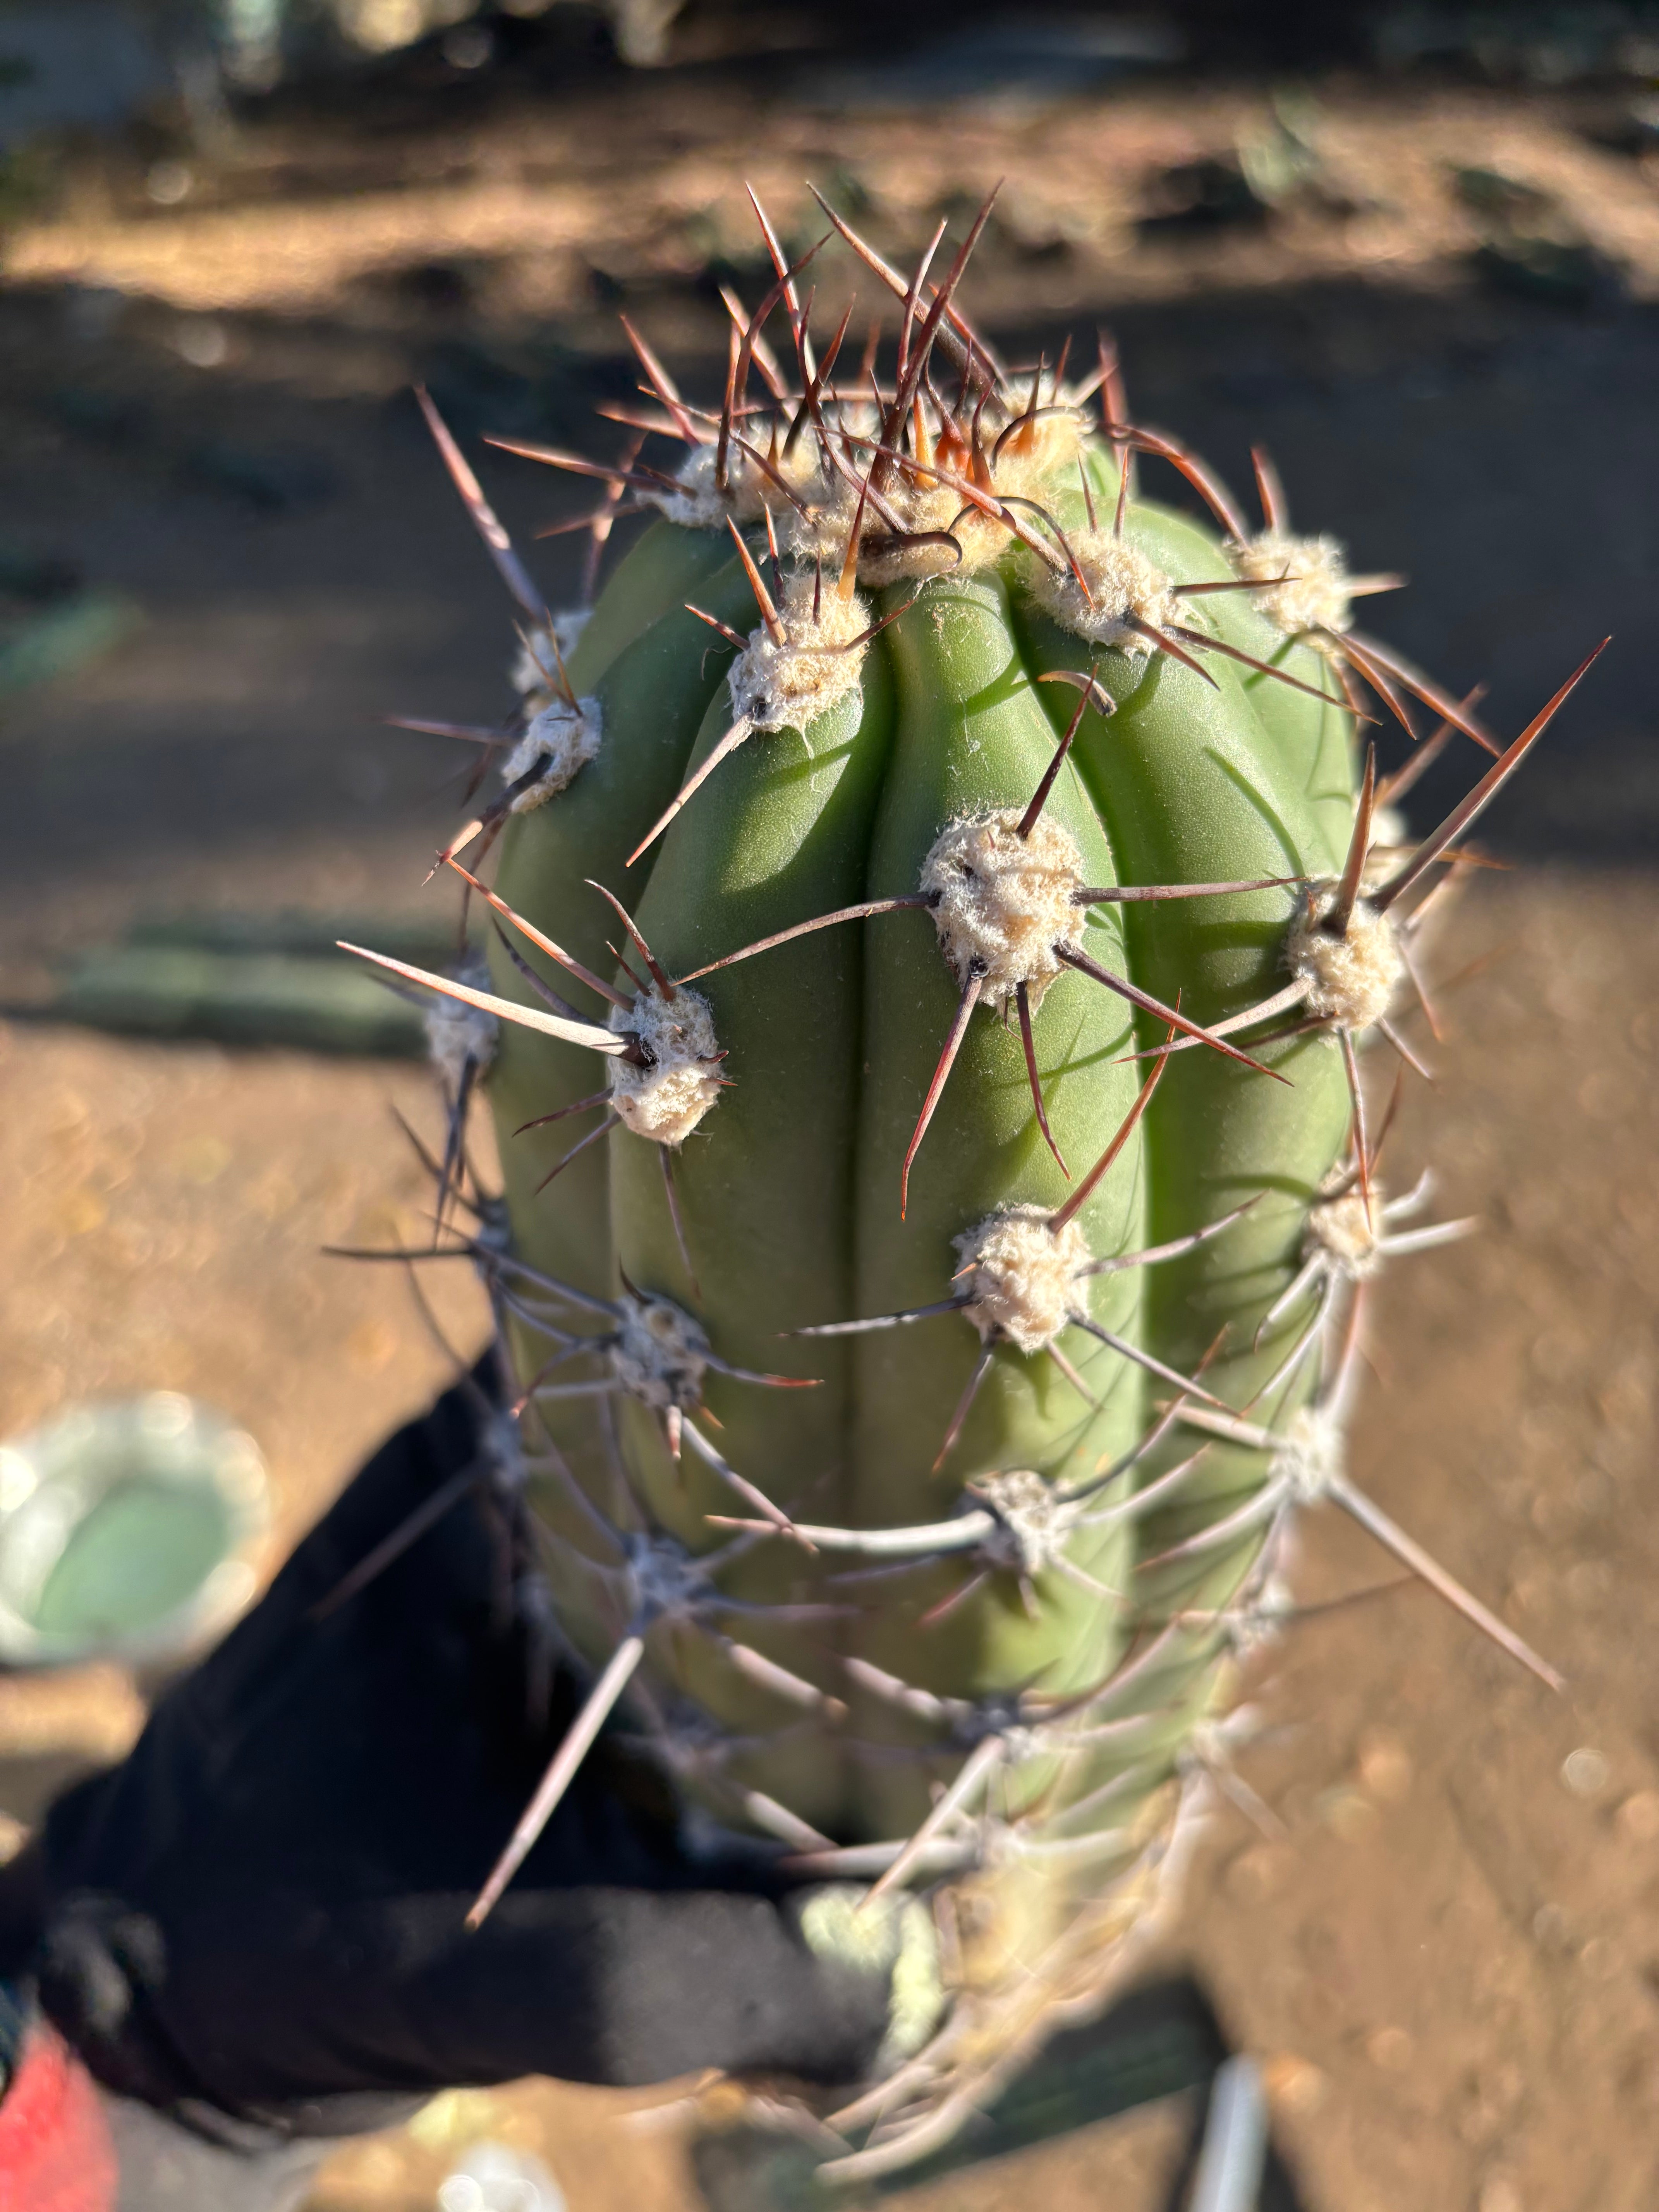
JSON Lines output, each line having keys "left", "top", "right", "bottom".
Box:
{"left": 1357, "top": 1731, "right": 1413, "bottom": 1803}
{"left": 1365, "top": 2026, "right": 1414, "bottom": 2071}
{"left": 174, "top": 1135, "right": 232, "bottom": 1186}
{"left": 1562, "top": 1747, "right": 1611, "bottom": 1798}
{"left": 441, "top": 22, "right": 494, "bottom": 67}
{"left": 1226, "top": 1846, "right": 1283, "bottom": 1903}
{"left": 1615, "top": 1790, "right": 1659, "bottom": 1840}
{"left": 347, "top": 1319, "right": 398, "bottom": 1374}
{"left": 146, "top": 161, "right": 193, "bottom": 205}
{"left": 1532, "top": 1902, "right": 1571, "bottom": 1953}
{"left": 1578, "top": 1936, "right": 1618, "bottom": 1981}
{"left": 1321, "top": 1786, "right": 1377, "bottom": 1841}
{"left": 175, "top": 319, "right": 229, "bottom": 370}
{"left": 1262, "top": 2052, "right": 1325, "bottom": 2115}
{"left": 56, "top": 1188, "right": 106, "bottom": 1237}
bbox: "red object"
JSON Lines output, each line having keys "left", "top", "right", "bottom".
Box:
{"left": 0, "top": 2025, "right": 117, "bottom": 2212}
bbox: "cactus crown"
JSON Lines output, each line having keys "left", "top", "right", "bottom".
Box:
{"left": 343, "top": 189, "right": 1604, "bottom": 2176}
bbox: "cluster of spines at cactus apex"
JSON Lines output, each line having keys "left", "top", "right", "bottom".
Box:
{"left": 333, "top": 186, "right": 1604, "bottom": 2171}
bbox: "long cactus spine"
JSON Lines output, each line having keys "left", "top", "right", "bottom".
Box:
{"left": 344, "top": 190, "right": 1603, "bottom": 2171}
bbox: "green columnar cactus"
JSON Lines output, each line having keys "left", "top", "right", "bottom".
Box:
{"left": 350, "top": 196, "right": 1601, "bottom": 2172}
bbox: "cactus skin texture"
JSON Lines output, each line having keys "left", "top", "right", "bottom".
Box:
{"left": 349, "top": 197, "right": 1604, "bottom": 2173}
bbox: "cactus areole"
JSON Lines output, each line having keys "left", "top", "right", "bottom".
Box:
{"left": 355, "top": 195, "right": 1601, "bottom": 2173}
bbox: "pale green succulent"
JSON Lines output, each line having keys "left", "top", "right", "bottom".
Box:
{"left": 348, "top": 195, "right": 1597, "bottom": 2173}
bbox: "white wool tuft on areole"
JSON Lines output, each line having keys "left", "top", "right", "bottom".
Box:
{"left": 1276, "top": 1405, "right": 1345, "bottom": 1503}
{"left": 512, "top": 607, "right": 592, "bottom": 703}
{"left": 727, "top": 569, "right": 871, "bottom": 733}
{"left": 955, "top": 1205, "right": 1089, "bottom": 1355}
{"left": 1305, "top": 1182, "right": 1382, "bottom": 1275}
{"left": 784, "top": 403, "right": 1084, "bottom": 589}
{"left": 644, "top": 442, "right": 825, "bottom": 532}
{"left": 424, "top": 956, "right": 498, "bottom": 1087}
{"left": 989, "top": 406, "right": 1087, "bottom": 508}
{"left": 922, "top": 809, "right": 1084, "bottom": 1015}
{"left": 795, "top": 469, "right": 1004, "bottom": 589}
{"left": 610, "top": 1291, "right": 710, "bottom": 1412}
{"left": 607, "top": 984, "right": 723, "bottom": 1147}
{"left": 1021, "top": 528, "right": 1177, "bottom": 653}
{"left": 502, "top": 695, "right": 603, "bottom": 811}
{"left": 1283, "top": 883, "right": 1403, "bottom": 1031}
{"left": 969, "top": 1468, "right": 1074, "bottom": 1576}
{"left": 1230, "top": 530, "right": 1353, "bottom": 639}
{"left": 641, "top": 444, "right": 745, "bottom": 530}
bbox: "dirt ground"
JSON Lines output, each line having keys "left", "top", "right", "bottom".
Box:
{"left": 2, "top": 27, "right": 1657, "bottom": 2211}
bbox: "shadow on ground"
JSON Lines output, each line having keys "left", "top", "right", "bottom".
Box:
{"left": 3, "top": 264, "right": 1653, "bottom": 987}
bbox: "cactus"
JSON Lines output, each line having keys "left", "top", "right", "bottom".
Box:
{"left": 346, "top": 194, "right": 1604, "bottom": 2173}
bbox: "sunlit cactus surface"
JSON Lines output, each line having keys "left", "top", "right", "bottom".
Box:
{"left": 349, "top": 189, "right": 1601, "bottom": 2171}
